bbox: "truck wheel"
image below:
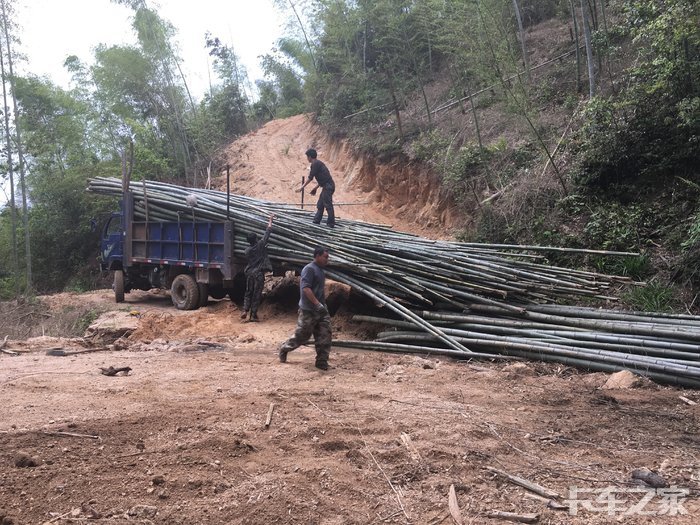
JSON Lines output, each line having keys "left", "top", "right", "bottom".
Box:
{"left": 171, "top": 274, "right": 200, "bottom": 310}
{"left": 114, "top": 270, "right": 125, "bottom": 303}
{"left": 197, "top": 283, "right": 209, "bottom": 308}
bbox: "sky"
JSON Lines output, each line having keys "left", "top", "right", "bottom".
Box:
{"left": 15, "top": 0, "right": 288, "bottom": 100}
{"left": 0, "top": 0, "right": 288, "bottom": 204}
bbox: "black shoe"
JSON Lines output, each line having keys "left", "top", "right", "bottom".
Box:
{"left": 315, "top": 362, "right": 329, "bottom": 371}
{"left": 250, "top": 313, "right": 259, "bottom": 322}
{"left": 240, "top": 311, "right": 248, "bottom": 319}
{"left": 279, "top": 348, "right": 288, "bottom": 363}
{"left": 326, "top": 223, "right": 335, "bottom": 228}
{"left": 312, "top": 221, "right": 321, "bottom": 225}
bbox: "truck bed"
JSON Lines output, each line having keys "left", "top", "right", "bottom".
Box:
{"left": 128, "top": 220, "right": 235, "bottom": 276}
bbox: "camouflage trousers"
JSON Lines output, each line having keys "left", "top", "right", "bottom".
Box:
{"left": 243, "top": 271, "right": 265, "bottom": 315}
{"left": 312, "top": 182, "right": 335, "bottom": 227}
{"left": 280, "top": 308, "right": 332, "bottom": 365}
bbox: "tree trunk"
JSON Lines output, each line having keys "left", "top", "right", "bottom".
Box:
{"left": 363, "top": 21, "right": 368, "bottom": 75}
{"left": 386, "top": 73, "right": 404, "bottom": 141}
{"left": 467, "top": 83, "right": 483, "bottom": 152}
{"left": 420, "top": 79, "right": 432, "bottom": 126}
{"left": 288, "top": 0, "right": 318, "bottom": 74}
{"left": 174, "top": 57, "right": 197, "bottom": 115}
{"left": 580, "top": 0, "right": 596, "bottom": 98}
{"left": 512, "top": 0, "right": 531, "bottom": 83}
{"left": 0, "top": 36, "right": 18, "bottom": 298}
{"left": 402, "top": 21, "right": 432, "bottom": 127}
{"left": 599, "top": 0, "right": 615, "bottom": 93}
{"left": 1, "top": 0, "right": 31, "bottom": 293}
{"left": 569, "top": 0, "right": 582, "bottom": 93}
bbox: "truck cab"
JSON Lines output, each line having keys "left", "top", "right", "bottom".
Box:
{"left": 100, "top": 212, "right": 124, "bottom": 273}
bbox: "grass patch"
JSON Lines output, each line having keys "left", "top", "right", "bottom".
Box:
{"left": 0, "top": 298, "right": 108, "bottom": 339}
{"left": 622, "top": 280, "right": 678, "bottom": 312}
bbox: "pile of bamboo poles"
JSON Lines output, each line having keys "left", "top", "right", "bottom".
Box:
{"left": 86, "top": 177, "right": 700, "bottom": 387}
{"left": 88, "top": 176, "right": 636, "bottom": 305}
{"left": 335, "top": 305, "right": 700, "bottom": 388}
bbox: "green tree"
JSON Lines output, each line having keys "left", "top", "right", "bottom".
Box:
{"left": 1, "top": 0, "right": 31, "bottom": 294}
{"left": 576, "top": 0, "right": 700, "bottom": 187}
{"left": 259, "top": 39, "right": 307, "bottom": 118}
{"left": 100, "top": 1, "right": 200, "bottom": 183}
{"left": 252, "top": 79, "right": 280, "bottom": 122}
{"left": 13, "top": 75, "right": 116, "bottom": 292}
{"left": 90, "top": 44, "right": 175, "bottom": 181}
{"left": 0, "top": 3, "right": 18, "bottom": 298}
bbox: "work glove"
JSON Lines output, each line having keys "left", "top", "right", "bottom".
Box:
{"left": 309, "top": 188, "right": 317, "bottom": 196}
{"left": 314, "top": 303, "right": 328, "bottom": 315}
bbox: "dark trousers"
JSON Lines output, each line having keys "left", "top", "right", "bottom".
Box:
{"left": 280, "top": 308, "right": 332, "bottom": 365}
{"left": 243, "top": 271, "right": 264, "bottom": 315}
{"left": 313, "top": 182, "right": 335, "bottom": 227}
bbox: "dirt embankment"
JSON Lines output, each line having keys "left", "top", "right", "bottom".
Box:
{"left": 220, "top": 114, "right": 457, "bottom": 238}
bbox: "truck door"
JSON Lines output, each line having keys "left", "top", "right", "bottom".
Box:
{"left": 101, "top": 213, "right": 124, "bottom": 271}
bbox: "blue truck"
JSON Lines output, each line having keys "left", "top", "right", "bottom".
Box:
{"left": 100, "top": 191, "right": 243, "bottom": 310}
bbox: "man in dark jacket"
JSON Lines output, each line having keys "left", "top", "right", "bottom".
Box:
{"left": 298, "top": 148, "right": 335, "bottom": 228}
{"left": 241, "top": 214, "right": 275, "bottom": 322}
{"left": 278, "top": 246, "right": 332, "bottom": 370}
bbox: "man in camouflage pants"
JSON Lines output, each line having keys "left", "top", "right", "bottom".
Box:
{"left": 279, "top": 246, "right": 332, "bottom": 370}
{"left": 241, "top": 214, "right": 275, "bottom": 322}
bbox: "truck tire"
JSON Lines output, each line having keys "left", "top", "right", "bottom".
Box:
{"left": 114, "top": 270, "right": 125, "bottom": 303}
{"left": 171, "top": 274, "right": 200, "bottom": 310}
{"left": 197, "top": 283, "right": 209, "bottom": 308}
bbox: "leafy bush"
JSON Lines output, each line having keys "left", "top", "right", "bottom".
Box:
{"left": 318, "top": 81, "right": 369, "bottom": 124}
{"left": 574, "top": 0, "right": 700, "bottom": 190}
{"left": 683, "top": 214, "right": 700, "bottom": 251}
{"left": 0, "top": 276, "right": 15, "bottom": 301}
{"left": 447, "top": 143, "right": 490, "bottom": 180}
{"left": 412, "top": 129, "right": 450, "bottom": 163}
{"left": 72, "top": 308, "right": 104, "bottom": 335}
{"left": 470, "top": 206, "right": 515, "bottom": 244}
{"left": 618, "top": 254, "right": 653, "bottom": 281}
{"left": 583, "top": 203, "right": 652, "bottom": 252}
{"left": 28, "top": 169, "right": 113, "bottom": 293}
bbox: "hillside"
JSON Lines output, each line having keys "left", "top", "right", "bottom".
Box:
{"left": 219, "top": 113, "right": 456, "bottom": 239}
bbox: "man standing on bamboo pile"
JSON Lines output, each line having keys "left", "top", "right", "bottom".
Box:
{"left": 298, "top": 148, "right": 336, "bottom": 228}
{"left": 279, "top": 247, "right": 332, "bottom": 370}
{"left": 241, "top": 214, "right": 275, "bottom": 322}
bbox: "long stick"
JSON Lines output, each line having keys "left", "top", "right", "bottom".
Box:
{"left": 264, "top": 403, "right": 275, "bottom": 429}
{"left": 486, "top": 466, "right": 561, "bottom": 499}
{"left": 42, "top": 431, "right": 100, "bottom": 440}
{"left": 358, "top": 426, "right": 410, "bottom": 521}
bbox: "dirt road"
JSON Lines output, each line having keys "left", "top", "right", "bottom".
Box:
{"left": 221, "top": 114, "right": 451, "bottom": 238}
{"left": 2, "top": 118, "right": 700, "bottom": 524}
{"left": 3, "top": 306, "right": 700, "bottom": 524}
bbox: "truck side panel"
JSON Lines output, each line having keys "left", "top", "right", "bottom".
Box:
{"left": 130, "top": 221, "right": 231, "bottom": 273}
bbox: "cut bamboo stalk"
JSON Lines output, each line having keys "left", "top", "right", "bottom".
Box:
{"left": 486, "top": 466, "right": 561, "bottom": 499}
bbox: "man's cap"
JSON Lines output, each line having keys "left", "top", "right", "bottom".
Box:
{"left": 305, "top": 148, "right": 317, "bottom": 158}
